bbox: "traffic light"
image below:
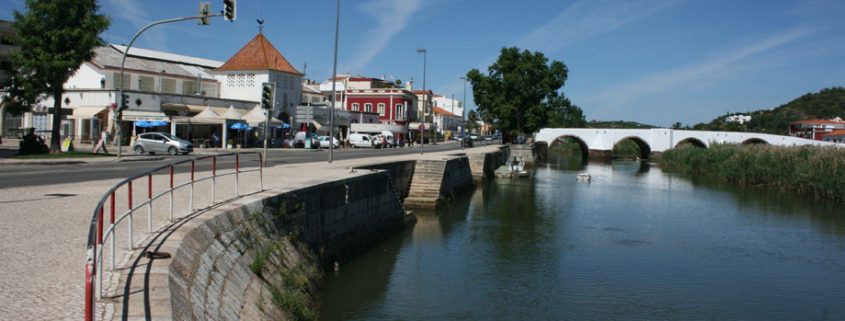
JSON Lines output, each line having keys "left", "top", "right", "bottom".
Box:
{"left": 261, "top": 83, "right": 275, "bottom": 110}
{"left": 198, "top": 2, "right": 210, "bottom": 25}
{"left": 119, "top": 93, "right": 129, "bottom": 111}
{"left": 223, "top": 0, "right": 236, "bottom": 22}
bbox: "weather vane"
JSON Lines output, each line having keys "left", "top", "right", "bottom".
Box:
{"left": 257, "top": 19, "right": 264, "bottom": 33}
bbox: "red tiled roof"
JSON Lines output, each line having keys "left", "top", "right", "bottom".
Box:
{"left": 789, "top": 119, "right": 844, "bottom": 125}
{"left": 823, "top": 129, "right": 845, "bottom": 137}
{"left": 413, "top": 90, "right": 433, "bottom": 95}
{"left": 433, "top": 107, "right": 456, "bottom": 116}
{"left": 217, "top": 33, "right": 302, "bottom": 74}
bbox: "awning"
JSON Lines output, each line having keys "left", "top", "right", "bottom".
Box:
{"left": 243, "top": 106, "right": 282, "bottom": 127}
{"left": 68, "top": 107, "right": 107, "bottom": 119}
{"left": 121, "top": 110, "right": 169, "bottom": 121}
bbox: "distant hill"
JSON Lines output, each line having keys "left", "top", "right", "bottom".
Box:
{"left": 692, "top": 87, "right": 845, "bottom": 135}
{"left": 587, "top": 120, "right": 657, "bottom": 129}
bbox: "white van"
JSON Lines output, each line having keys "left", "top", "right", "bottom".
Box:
{"left": 348, "top": 133, "right": 374, "bottom": 148}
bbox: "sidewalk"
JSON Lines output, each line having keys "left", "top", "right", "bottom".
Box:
{"left": 0, "top": 144, "right": 500, "bottom": 320}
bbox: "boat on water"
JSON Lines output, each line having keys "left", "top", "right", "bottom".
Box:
{"left": 576, "top": 173, "right": 591, "bottom": 182}
{"left": 495, "top": 156, "right": 529, "bottom": 178}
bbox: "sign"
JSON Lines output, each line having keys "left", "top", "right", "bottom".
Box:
{"left": 61, "top": 137, "right": 74, "bottom": 152}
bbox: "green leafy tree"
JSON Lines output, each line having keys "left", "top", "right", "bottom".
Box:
{"left": 466, "top": 47, "right": 576, "bottom": 140}
{"left": 546, "top": 96, "right": 586, "bottom": 128}
{"left": 466, "top": 109, "right": 480, "bottom": 133}
{"left": 7, "top": 0, "right": 109, "bottom": 152}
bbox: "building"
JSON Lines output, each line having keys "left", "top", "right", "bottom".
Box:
{"left": 432, "top": 94, "right": 464, "bottom": 121}
{"left": 0, "top": 31, "right": 302, "bottom": 149}
{"left": 789, "top": 118, "right": 845, "bottom": 141}
{"left": 301, "top": 79, "right": 326, "bottom": 106}
{"left": 319, "top": 75, "right": 418, "bottom": 143}
{"left": 432, "top": 107, "right": 463, "bottom": 137}
{"left": 725, "top": 114, "right": 751, "bottom": 124}
{"left": 822, "top": 129, "right": 845, "bottom": 143}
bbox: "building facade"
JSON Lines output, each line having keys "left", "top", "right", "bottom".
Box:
{"left": 0, "top": 32, "right": 303, "bottom": 149}
{"left": 789, "top": 118, "right": 845, "bottom": 141}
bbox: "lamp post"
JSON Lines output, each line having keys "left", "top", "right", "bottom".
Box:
{"left": 416, "top": 48, "right": 426, "bottom": 154}
{"left": 328, "top": 0, "right": 340, "bottom": 163}
{"left": 459, "top": 76, "right": 467, "bottom": 150}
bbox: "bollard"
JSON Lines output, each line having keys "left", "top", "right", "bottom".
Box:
{"left": 128, "top": 181, "right": 134, "bottom": 249}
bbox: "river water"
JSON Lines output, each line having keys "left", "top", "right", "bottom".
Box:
{"left": 318, "top": 159, "right": 845, "bottom": 320}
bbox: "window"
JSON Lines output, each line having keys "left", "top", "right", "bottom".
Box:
{"left": 161, "top": 78, "right": 176, "bottom": 94}
{"left": 352, "top": 103, "right": 360, "bottom": 111}
{"left": 138, "top": 76, "right": 154, "bottom": 92}
{"left": 202, "top": 83, "right": 218, "bottom": 97}
{"left": 182, "top": 81, "right": 197, "bottom": 95}
{"left": 112, "top": 72, "right": 130, "bottom": 89}
{"left": 364, "top": 103, "right": 372, "bottom": 113}
{"left": 396, "top": 104, "right": 403, "bottom": 120}
{"left": 378, "top": 103, "right": 386, "bottom": 116}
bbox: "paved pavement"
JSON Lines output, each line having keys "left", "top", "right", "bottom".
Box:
{"left": 0, "top": 139, "right": 501, "bottom": 320}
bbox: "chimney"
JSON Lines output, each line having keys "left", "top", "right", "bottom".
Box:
{"left": 406, "top": 79, "right": 413, "bottom": 91}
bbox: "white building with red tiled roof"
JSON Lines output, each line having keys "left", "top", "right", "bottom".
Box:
{"left": 215, "top": 33, "right": 302, "bottom": 121}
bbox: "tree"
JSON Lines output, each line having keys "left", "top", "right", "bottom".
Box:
{"left": 466, "top": 110, "right": 480, "bottom": 133}
{"left": 466, "top": 47, "right": 578, "bottom": 140}
{"left": 8, "top": 0, "right": 109, "bottom": 152}
{"left": 546, "top": 96, "right": 586, "bottom": 128}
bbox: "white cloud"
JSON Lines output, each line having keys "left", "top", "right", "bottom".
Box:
{"left": 519, "top": 0, "right": 682, "bottom": 53}
{"left": 581, "top": 28, "right": 816, "bottom": 117}
{"left": 343, "top": 0, "right": 423, "bottom": 73}
{"left": 104, "top": 0, "right": 169, "bottom": 50}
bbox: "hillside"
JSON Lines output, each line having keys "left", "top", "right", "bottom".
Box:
{"left": 692, "top": 87, "right": 845, "bottom": 134}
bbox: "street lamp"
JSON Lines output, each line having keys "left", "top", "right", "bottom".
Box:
{"left": 416, "top": 48, "right": 426, "bottom": 154}
{"left": 328, "top": 0, "right": 340, "bottom": 163}
{"left": 459, "top": 76, "right": 467, "bottom": 150}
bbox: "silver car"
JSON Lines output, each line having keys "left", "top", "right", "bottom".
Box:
{"left": 133, "top": 132, "right": 193, "bottom": 155}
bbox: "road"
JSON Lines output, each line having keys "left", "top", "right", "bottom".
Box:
{"left": 0, "top": 141, "right": 490, "bottom": 189}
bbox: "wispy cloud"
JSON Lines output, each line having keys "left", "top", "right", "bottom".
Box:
{"left": 104, "top": 0, "right": 169, "bottom": 50}
{"left": 519, "top": 0, "right": 681, "bottom": 53}
{"left": 582, "top": 27, "right": 816, "bottom": 116}
{"left": 344, "top": 0, "right": 423, "bottom": 73}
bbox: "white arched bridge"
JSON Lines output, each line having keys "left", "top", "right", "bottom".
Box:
{"left": 535, "top": 128, "right": 839, "bottom": 159}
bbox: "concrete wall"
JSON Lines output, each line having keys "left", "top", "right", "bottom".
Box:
{"left": 353, "top": 160, "right": 416, "bottom": 199}
{"left": 168, "top": 170, "right": 406, "bottom": 321}
{"left": 439, "top": 156, "right": 475, "bottom": 202}
{"left": 465, "top": 146, "right": 509, "bottom": 180}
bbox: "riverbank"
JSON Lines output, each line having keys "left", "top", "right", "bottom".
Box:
{"left": 659, "top": 143, "right": 845, "bottom": 202}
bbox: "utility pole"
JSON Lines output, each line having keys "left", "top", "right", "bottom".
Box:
{"left": 328, "top": 0, "right": 340, "bottom": 163}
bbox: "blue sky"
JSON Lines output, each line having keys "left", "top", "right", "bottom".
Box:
{"left": 3, "top": 0, "right": 844, "bottom": 127}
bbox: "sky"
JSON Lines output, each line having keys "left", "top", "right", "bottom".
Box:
{"left": 2, "top": 0, "right": 844, "bottom": 127}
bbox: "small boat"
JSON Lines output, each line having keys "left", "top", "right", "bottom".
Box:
{"left": 576, "top": 173, "right": 591, "bottom": 182}
{"left": 494, "top": 156, "right": 530, "bottom": 178}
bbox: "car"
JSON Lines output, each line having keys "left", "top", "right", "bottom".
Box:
{"left": 317, "top": 136, "right": 340, "bottom": 149}
{"left": 133, "top": 132, "right": 193, "bottom": 155}
{"left": 484, "top": 135, "right": 493, "bottom": 141}
{"left": 462, "top": 136, "right": 474, "bottom": 147}
{"left": 293, "top": 132, "right": 321, "bottom": 148}
{"left": 348, "top": 133, "right": 375, "bottom": 148}
{"left": 470, "top": 134, "right": 480, "bottom": 141}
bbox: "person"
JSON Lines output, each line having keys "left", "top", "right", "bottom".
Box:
{"left": 210, "top": 131, "right": 220, "bottom": 148}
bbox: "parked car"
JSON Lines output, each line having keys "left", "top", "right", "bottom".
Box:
{"left": 133, "top": 132, "right": 193, "bottom": 155}
{"left": 348, "top": 133, "right": 374, "bottom": 148}
{"left": 463, "top": 136, "right": 474, "bottom": 147}
{"left": 317, "top": 136, "right": 340, "bottom": 149}
{"left": 293, "top": 132, "right": 321, "bottom": 148}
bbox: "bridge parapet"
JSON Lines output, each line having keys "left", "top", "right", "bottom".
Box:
{"left": 536, "top": 128, "right": 840, "bottom": 159}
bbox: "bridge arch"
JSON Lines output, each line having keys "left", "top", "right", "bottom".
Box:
{"left": 613, "top": 136, "right": 652, "bottom": 160}
{"left": 549, "top": 135, "right": 589, "bottom": 161}
{"left": 742, "top": 137, "right": 768, "bottom": 145}
{"left": 675, "top": 137, "right": 707, "bottom": 149}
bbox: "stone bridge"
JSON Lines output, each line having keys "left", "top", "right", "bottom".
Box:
{"left": 535, "top": 128, "right": 838, "bottom": 159}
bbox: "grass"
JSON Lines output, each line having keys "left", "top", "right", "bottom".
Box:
{"left": 660, "top": 143, "right": 845, "bottom": 202}
{"left": 12, "top": 151, "right": 115, "bottom": 159}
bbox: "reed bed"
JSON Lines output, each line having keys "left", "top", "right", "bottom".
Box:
{"left": 660, "top": 143, "right": 845, "bottom": 201}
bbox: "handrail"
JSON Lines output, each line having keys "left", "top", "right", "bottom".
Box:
{"left": 84, "top": 152, "right": 262, "bottom": 321}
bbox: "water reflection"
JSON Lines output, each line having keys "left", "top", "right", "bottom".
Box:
{"left": 319, "top": 162, "right": 845, "bottom": 321}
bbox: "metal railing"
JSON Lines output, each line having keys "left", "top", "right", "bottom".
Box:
{"left": 84, "top": 152, "right": 263, "bottom": 321}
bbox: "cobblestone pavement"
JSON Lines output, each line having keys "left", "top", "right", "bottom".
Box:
{"left": 0, "top": 145, "right": 501, "bottom": 320}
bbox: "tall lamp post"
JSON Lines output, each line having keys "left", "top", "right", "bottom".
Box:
{"left": 416, "top": 48, "right": 426, "bottom": 154}
{"left": 459, "top": 76, "right": 468, "bottom": 150}
{"left": 328, "top": 0, "right": 340, "bottom": 163}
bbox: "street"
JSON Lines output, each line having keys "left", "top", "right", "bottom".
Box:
{"left": 0, "top": 141, "right": 491, "bottom": 189}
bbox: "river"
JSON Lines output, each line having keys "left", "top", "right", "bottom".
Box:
{"left": 318, "top": 158, "right": 845, "bottom": 320}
